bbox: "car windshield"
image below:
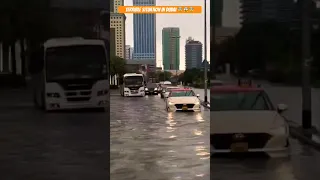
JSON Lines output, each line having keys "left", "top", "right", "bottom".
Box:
{"left": 124, "top": 76, "right": 143, "bottom": 86}
{"left": 211, "top": 91, "right": 274, "bottom": 111}
{"left": 45, "top": 45, "right": 107, "bottom": 81}
{"left": 170, "top": 90, "right": 195, "bottom": 97}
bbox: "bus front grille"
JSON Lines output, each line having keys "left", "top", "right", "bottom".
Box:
{"left": 67, "top": 97, "right": 90, "bottom": 102}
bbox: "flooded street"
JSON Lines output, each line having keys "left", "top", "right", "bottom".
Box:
{"left": 211, "top": 137, "right": 320, "bottom": 180}
{"left": 0, "top": 89, "right": 109, "bottom": 180}
{"left": 110, "top": 90, "right": 210, "bottom": 180}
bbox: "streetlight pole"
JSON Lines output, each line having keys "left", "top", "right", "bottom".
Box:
{"left": 301, "top": 0, "right": 312, "bottom": 129}
{"left": 204, "top": 0, "right": 208, "bottom": 103}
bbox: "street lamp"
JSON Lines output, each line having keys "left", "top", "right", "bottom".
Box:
{"left": 203, "top": 0, "right": 208, "bottom": 103}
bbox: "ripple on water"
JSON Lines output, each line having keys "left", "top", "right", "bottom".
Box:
{"left": 111, "top": 96, "right": 210, "bottom": 180}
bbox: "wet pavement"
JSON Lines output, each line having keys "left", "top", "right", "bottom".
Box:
{"left": 0, "top": 89, "right": 109, "bottom": 180}
{"left": 110, "top": 90, "right": 210, "bottom": 180}
{"left": 2, "top": 86, "right": 320, "bottom": 180}
{"left": 211, "top": 137, "right": 320, "bottom": 180}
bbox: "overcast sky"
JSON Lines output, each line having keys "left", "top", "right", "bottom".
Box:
{"left": 124, "top": 0, "right": 210, "bottom": 70}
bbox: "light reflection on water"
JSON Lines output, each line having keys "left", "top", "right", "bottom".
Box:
{"left": 110, "top": 96, "right": 210, "bottom": 180}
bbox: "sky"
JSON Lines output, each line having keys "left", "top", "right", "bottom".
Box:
{"left": 124, "top": 0, "right": 210, "bottom": 70}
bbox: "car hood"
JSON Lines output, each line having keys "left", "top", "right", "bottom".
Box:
{"left": 168, "top": 97, "right": 199, "bottom": 104}
{"left": 211, "top": 111, "right": 285, "bottom": 133}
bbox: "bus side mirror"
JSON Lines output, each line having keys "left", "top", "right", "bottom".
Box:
{"left": 28, "top": 47, "right": 44, "bottom": 74}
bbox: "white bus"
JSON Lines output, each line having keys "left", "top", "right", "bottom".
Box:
{"left": 120, "top": 73, "right": 145, "bottom": 97}
{"left": 29, "top": 37, "right": 109, "bottom": 111}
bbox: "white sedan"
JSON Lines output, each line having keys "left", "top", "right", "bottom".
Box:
{"left": 165, "top": 89, "right": 201, "bottom": 112}
{"left": 211, "top": 85, "right": 290, "bottom": 158}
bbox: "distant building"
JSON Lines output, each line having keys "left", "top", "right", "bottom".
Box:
{"left": 133, "top": 0, "right": 156, "bottom": 63}
{"left": 125, "top": 45, "right": 133, "bottom": 60}
{"left": 212, "top": 0, "right": 223, "bottom": 27}
{"left": 185, "top": 37, "right": 203, "bottom": 69}
{"left": 125, "top": 59, "right": 156, "bottom": 73}
{"left": 240, "top": 0, "right": 295, "bottom": 25}
{"left": 162, "top": 27, "right": 180, "bottom": 70}
{"left": 110, "top": 28, "right": 116, "bottom": 57}
{"left": 215, "top": 27, "right": 240, "bottom": 44}
{"left": 111, "top": 0, "right": 126, "bottom": 58}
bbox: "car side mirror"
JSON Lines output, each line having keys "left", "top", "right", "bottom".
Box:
{"left": 196, "top": 94, "right": 200, "bottom": 97}
{"left": 277, "top": 104, "right": 288, "bottom": 113}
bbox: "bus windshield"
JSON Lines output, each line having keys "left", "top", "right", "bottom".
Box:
{"left": 45, "top": 45, "right": 107, "bottom": 81}
{"left": 124, "top": 76, "right": 143, "bottom": 86}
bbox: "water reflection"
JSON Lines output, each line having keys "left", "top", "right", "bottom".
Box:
{"left": 111, "top": 96, "right": 210, "bottom": 180}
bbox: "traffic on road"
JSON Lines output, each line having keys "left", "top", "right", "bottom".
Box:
{"left": 211, "top": 79, "right": 290, "bottom": 158}
{"left": 111, "top": 83, "right": 210, "bottom": 180}
{"left": 211, "top": 77, "right": 320, "bottom": 180}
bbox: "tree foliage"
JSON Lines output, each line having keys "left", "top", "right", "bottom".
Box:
{"left": 179, "top": 68, "right": 210, "bottom": 87}
{"left": 214, "top": 20, "right": 315, "bottom": 83}
{"left": 110, "top": 56, "right": 126, "bottom": 76}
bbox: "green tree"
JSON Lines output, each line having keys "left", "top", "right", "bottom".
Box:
{"left": 215, "top": 20, "right": 291, "bottom": 77}
{"left": 110, "top": 56, "right": 126, "bottom": 76}
{"left": 156, "top": 71, "right": 172, "bottom": 81}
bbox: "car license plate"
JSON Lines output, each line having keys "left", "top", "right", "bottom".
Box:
{"left": 182, "top": 105, "right": 188, "bottom": 110}
{"left": 230, "top": 142, "right": 248, "bottom": 152}
{"left": 131, "top": 91, "right": 138, "bottom": 94}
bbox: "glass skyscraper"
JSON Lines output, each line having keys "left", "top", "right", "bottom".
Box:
{"left": 162, "top": 27, "right": 180, "bottom": 70}
{"left": 133, "top": 0, "right": 156, "bottom": 61}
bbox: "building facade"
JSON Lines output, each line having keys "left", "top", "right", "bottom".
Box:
{"left": 111, "top": 0, "right": 126, "bottom": 58}
{"left": 212, "top": 0, "right": 223, "bottom": 27}
{"left": 185, "top": 37, "right": 203, "bottom": 69}
{"left": 162, "top": 27, "right": 180, "bottom": 70}
{"left": 125, "top": 45, "right": 133, "bottom": 60}
{"left": 240, "top": 0, "right": 295, "bottom": 25}
{"left": 133, "top": 0, "right": 156, "bottom": 63}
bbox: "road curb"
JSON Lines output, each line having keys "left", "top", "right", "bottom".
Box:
{"left": 289, "top": 125, "right": 320, "bottom": 151}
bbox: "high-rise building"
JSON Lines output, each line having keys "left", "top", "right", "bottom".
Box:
{"left": 133, "top": 0, "right": 156, "bottom": 62}
{"left": 212, "top": 0, "right": 223, "bottom": 27}
{"left": 125, "top": 45, "right": 134, "bottom": 60}
{"left": 162, "top": 27, "right": 180, "bottom": 70}
{"left": 110, "top": 28, "right": 116, "bottom": 58}
{"left": 185, "top": 37, "right": 203, "bottom": 69}
{"left": 240, "top": 0, "right": 295, "bottom": 25}
{"left": 110, "top": 0, "right": 126, "bottom": 58}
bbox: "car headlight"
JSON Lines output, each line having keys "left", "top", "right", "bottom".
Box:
{"left": 168, "top": 102, "right": 174, "bottom": 105}
{"left": 195, "top": 101, "right": 200, "bottom": 105}
{"left": 145, "top": 88, "right": 148, "bottom": 90}
{"left": 154, "top": 88, "right": 157, "bottom": 90}
{"left": 269, "top": 125, "right": 287, "bottom": 135}
{"left": 97, "top": 89, "right": 108, "bottom": 96}
{"left": 47, "top": 93, "right": 60, "bottom": 98}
